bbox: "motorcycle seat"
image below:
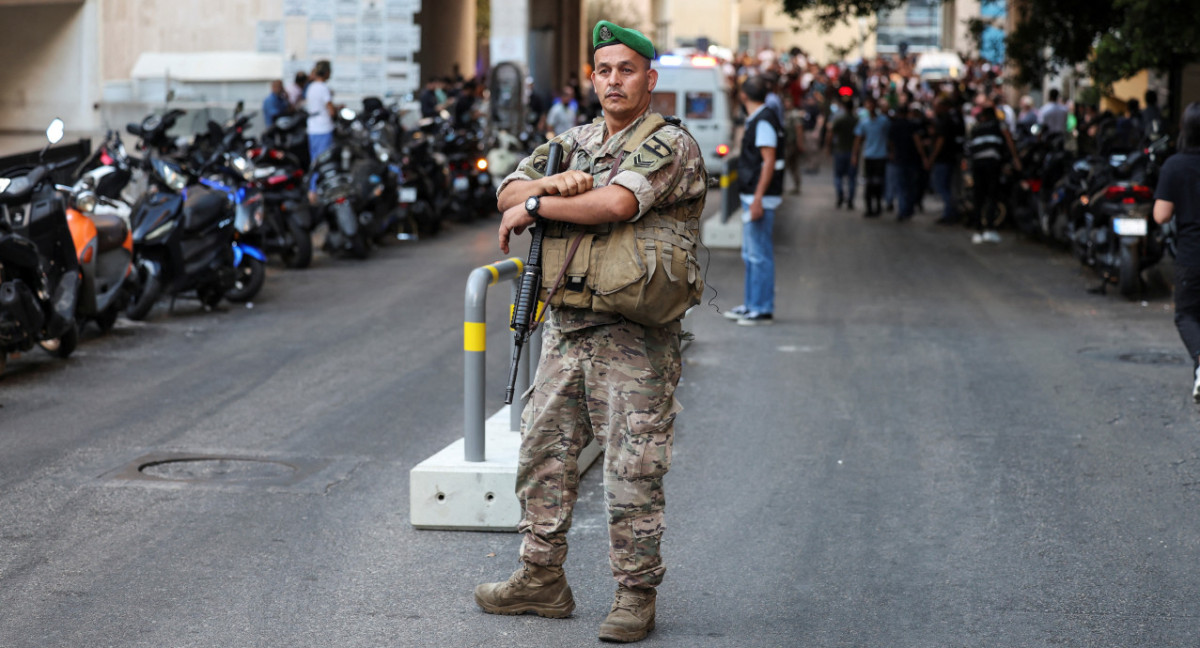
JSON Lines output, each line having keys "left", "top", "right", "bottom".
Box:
{"left": 182, "top": 188, "right": 228, "bottom": 232}
{"left": 91, "top": 212, "right": 128, "bottom": 253}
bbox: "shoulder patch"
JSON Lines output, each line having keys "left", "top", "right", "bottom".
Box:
{"left": 625, "top": 134, "right": 675, "bottom": 173}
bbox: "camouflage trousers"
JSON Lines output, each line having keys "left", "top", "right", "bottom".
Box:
{"left": 517, "top": 317, "right": 683, "bottom": 590}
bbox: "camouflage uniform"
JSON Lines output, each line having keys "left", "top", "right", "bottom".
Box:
{"left": 498, "top": 111, "right": 706, "bottom": 589}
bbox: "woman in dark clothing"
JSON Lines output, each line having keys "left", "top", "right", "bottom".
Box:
{"left": 1154, "top": 102, "right": 1200, "bottom": 401}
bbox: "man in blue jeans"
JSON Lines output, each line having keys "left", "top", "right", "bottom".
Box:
{"left": 828, "top": 97, "right": 859, "bottom": 209}
{"left": 724, "top": 75, "right": 784, "bottom": 326}
{"left": 927, "top": 97, "right": 964, "bottom": 225}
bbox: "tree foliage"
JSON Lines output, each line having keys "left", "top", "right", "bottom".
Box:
{"left": 779, "top": 0, "right": 909, "bottom": 30}
{"left": 777, "top": 0, "right": 1200, "bottom": 89}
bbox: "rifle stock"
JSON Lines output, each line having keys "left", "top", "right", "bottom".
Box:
{"left": 505, "top": 142, "right": 564, "bottom": 405}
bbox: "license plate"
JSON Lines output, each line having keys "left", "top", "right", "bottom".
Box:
{"left": 399, "top": 187, "right": 417, "bottom": 203}
{"left": 453, "top": 176, "right": 469, "bottom": 191}
{"left": 1113, "top": 217, "right": 1148, "bottom": 236}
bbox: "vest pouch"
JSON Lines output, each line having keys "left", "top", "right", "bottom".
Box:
{"left": 591, "top": 220, "right": 702, "bottom": 328}
{"left": 539, "top": 232, "right": 596, "bottom": 309}
{"left": 590, "top": 222, "right": 646, "bottom": 297}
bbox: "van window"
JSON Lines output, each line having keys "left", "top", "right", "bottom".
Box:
{"left": 686, "top": 92, "right": 714, "bottom": 120}
{"left": 651, "top": 92, "right": 676, "bottom": 116}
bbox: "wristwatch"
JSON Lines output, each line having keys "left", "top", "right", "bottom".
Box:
{"left": 525, "top": 195, "right": 540, "bottom": 216}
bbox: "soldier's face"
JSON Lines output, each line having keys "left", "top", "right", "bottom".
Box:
{"left": 591, "top": 45, "right": 657, "bottom": 120}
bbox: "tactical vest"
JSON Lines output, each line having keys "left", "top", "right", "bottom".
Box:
{"left": 737, "top": 107, "right": 786, "bottom": 197}
{"left": 539, "top": 114, "right": 706, "bottom": 328}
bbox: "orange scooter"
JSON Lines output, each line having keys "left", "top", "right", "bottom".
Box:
{"left": 63, "top": 182, "right": 135, "bottom": 332}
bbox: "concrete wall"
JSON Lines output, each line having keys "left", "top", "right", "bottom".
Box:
{"left": 655, "top": 0, "right": 737, "bottom": 51}
{"left": 0, "top": 2, "right": 96, "bottom": 132}
{"left": 99, "top": 0, "right": 282, "bottom": 82}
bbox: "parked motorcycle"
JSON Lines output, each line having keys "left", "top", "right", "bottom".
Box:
{"left": 1069, "top": 136, "right": 1172, "bottom": 298}
{"left": 310, "top": 109, "right": 382, "bottom": 259}
{"left": 62, "top": 172, "right": 135, "bottom": 332}
{"left": 0, "top": 119, "right": 81, "bottom": 371}
{"left": 124, "top": 151, "right": 265, "bottom": 320}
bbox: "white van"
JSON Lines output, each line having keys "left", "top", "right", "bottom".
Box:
{"left": 650, "top": 55, "right": 733, "bottom": 172}
{"left": 915, "top": 51, "right": 966, "bottom": 82}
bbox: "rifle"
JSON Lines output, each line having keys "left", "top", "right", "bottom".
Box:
{"left": 505, "top": 142, "right": 564, "bottom": 405}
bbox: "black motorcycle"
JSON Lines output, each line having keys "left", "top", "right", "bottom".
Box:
{"left": 0, "top": 120, "right": 81, "bottom": 371}
{"left": 311, "top": 109, "right": 386, "bottom": 259}
{"left": 124, "top": 153, "right": 266, "bottom": 320}
{"left": 1069, "top": 136, "right": 1172, "bottom": 298}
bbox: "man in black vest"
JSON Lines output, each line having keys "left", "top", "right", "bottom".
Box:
{"left": 966, "top": 100, "right": 1021, "bottom": 243}
{"left": 724, "top": 75, "right": 784, "bottom": 326}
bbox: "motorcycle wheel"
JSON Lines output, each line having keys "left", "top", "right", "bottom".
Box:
{"left": 412, "top": 200, "right": 440, "bottom": 237}
{"left": 347, "top": 231, "right": 369, "bottom": 260}
{"left": 125, "top": 260, "right": 163, "bottom": 321}
{"left": 281, "top": 220, "right": 313, "bottom": 269}
{"left": 225, "top": 256, "right": 266, "bottom": 302}
{"left": 1118, "top": 243, "right": 1142, "bottom": 300}
{"left": 94, "top": 306, "right": 119, "bottom": 333}
{"left": 395, "top": 211, "right": 420, "bottom": 241}
{"left": 40, "top": 320, "right": 78, "bottom": 359}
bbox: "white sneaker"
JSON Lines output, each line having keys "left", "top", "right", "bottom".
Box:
{"left": 1192, "top": 366, "right": 1200, "bottom": 403}
{"left": 983, "top": 230, "right": 1002, "bottom": 243}
{"left": 971, "top": 233, "right": 985, "bottom": 245}
{"left": 723, "top": 305, "right": 749, "bottom": 320}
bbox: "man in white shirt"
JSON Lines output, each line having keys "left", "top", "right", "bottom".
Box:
{"left": 1038, "top": 88, "right": 1069, "bottom": 135}
{"left": 305, "top": 60, "right": 336, "bottom": 166}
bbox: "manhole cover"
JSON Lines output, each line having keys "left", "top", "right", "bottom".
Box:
{"left": 139, "top": 458, "right": 296, "bottom": 483}
{"left": 102, "top": 452, "right": 336, "bottom": 489}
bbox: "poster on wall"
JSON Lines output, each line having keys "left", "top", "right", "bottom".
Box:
{"left": 308, "top": 0, "right": 334, "bottom": 21}
{"left": 335, "top": 22, "right": 359, "bottom": 57}
{"left": 256, "top": 21, "right": 284, "bottom": 54}
{"left": 360, "top": 21, "right": 385, "bottom": 58}
{"left": 386, "top": 0, "right": 421, "bottom": 17}
{"left": 362, "top": 1, "right": 385, "bottom": 23}
{"left": 386, "top": 22, "right": 421, "bottom": 60}
{"left": 284, "top": 0, "right": 307, "bottom": 17}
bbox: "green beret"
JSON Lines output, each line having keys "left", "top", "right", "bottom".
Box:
{"left": 592, "top": 20, "right": 656, "bottom": 61}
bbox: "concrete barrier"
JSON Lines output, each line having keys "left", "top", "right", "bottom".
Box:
{"left": 410, "top": 257, "right": 601, "bottom": 530}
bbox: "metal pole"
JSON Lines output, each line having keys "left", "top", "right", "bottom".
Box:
{"left": 463, "top": 257, "right": 525, "bottom": 462}
{"left": 720, "top": 155, "right": 739, "bottom": 223}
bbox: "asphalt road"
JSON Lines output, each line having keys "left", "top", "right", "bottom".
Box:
{"left": 3, "top": 174, "right": 1199, "bottom": 647}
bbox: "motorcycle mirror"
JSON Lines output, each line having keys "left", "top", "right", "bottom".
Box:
{"left": 46, "top": 118, "right": 65, "bottom": 145}
{"left": 234, "top": 100, "right": 244, "bottom": 116}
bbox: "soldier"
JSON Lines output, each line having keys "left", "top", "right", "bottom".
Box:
{"left": 476, "top": 19, "right": 707, "bottom": 644}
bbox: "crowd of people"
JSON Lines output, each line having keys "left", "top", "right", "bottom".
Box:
{"left": 725, "top": 46, "right": 1168, "bottom": 244}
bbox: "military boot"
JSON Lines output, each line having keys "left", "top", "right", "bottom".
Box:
{"left": 474, "top": 562, "right": 575, "bottom": 618}
{"left": 597, "top": 585, "right": 656, "bottom": 643}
